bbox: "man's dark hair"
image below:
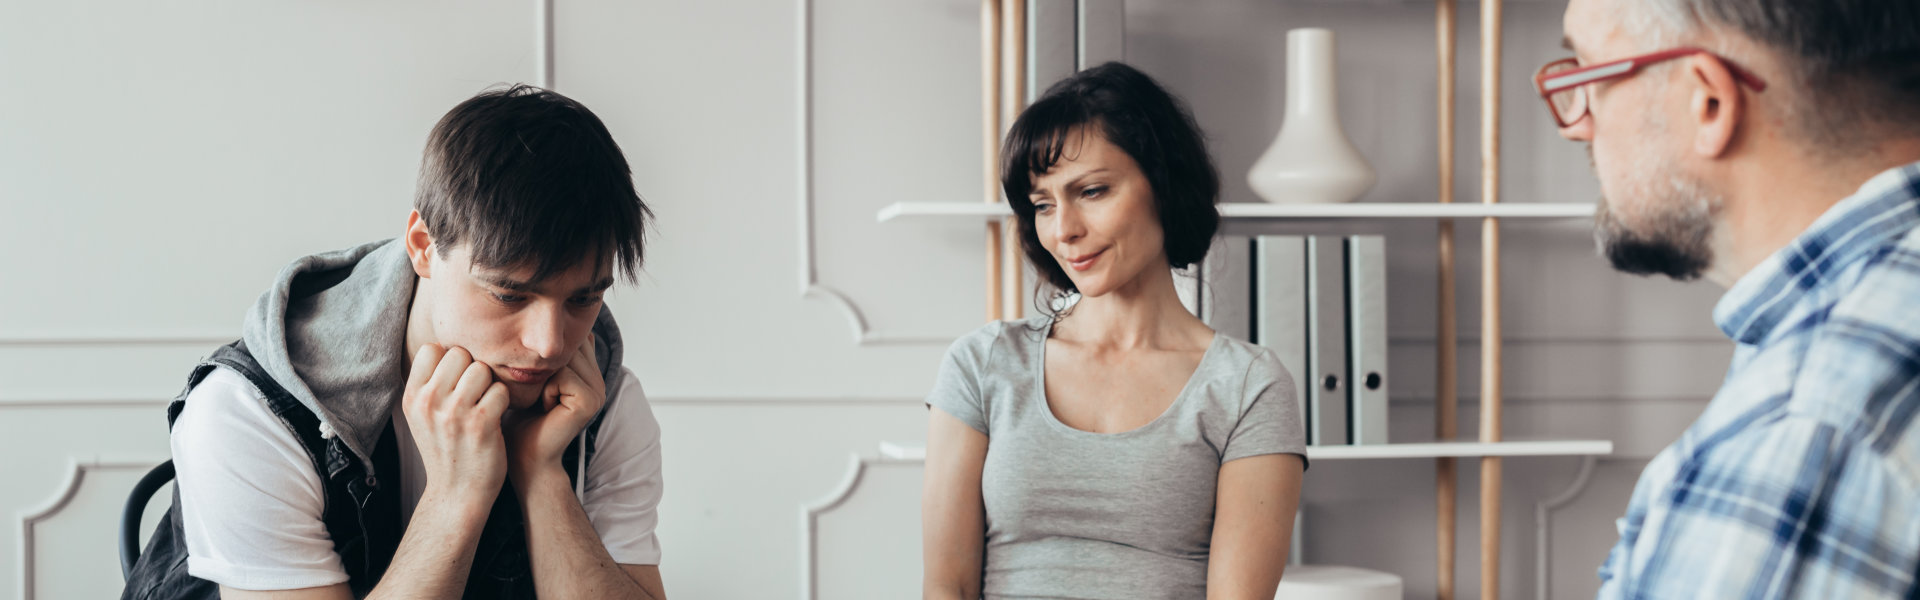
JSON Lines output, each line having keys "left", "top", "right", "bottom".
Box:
{"left": 1000, "top": 62, "right": 1220, "bottom": 305}
{"left": 415, "top": 84, "right": 652, "bottom": 283}
{"left": 1664, "top": 0, "right": 1920, "bottom": 148}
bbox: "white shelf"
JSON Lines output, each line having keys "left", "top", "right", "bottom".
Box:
{"left": 878, "top": 439, "right": 1611, "bottom": 462}
{"left": 877, "top": 202, "right": 1596, "bottom": 223}
{"left": 879, "top": 441, "right": 926, "bottom": 461}
{"left": 1307, "top": 439, "right": 1612, "bottom": 460}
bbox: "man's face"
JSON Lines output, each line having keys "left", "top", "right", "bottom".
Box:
{"left": 420, "top": 245, "right": 612, "bottom": 408}
{"left": 1562, "top": 0, "right": 1723, "bottom": 281}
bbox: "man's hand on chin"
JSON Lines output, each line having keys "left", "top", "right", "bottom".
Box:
{"left": 504, "top": 341, "right": 605, "bottom": 487}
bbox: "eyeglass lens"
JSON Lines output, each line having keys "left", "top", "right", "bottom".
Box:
{"left": 1541, "top": 61, "right": 1587, "bottom": 125}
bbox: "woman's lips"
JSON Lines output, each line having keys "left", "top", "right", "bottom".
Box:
{"left": 500, "top": 367, "right": 556, "bottom": 384}
{"left": 1067, "top": 249, "right": 1105, "bottom": 272}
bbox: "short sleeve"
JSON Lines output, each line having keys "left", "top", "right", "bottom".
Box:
{"left": 171, "top": 367, "right": 351, "bottom": 590}
{"left": 1221, "top": 348, "right": 1309, "bottom": 467}
{"left": 925, "top": 326, "right": 998, "bottom": 435}
{"left": 583, "top": 367, "right": 666, "bottom": 566}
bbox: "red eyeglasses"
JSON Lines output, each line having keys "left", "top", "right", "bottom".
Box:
{"left": 1533, "top": 47, "right": 1768, "bottom": 128}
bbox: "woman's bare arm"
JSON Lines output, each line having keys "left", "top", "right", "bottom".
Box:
{"left": 1205, "top": 453, "right": 1305, "bottom": 600}
{"left": 922, "top": 408, "right": 990, "bottom": 600}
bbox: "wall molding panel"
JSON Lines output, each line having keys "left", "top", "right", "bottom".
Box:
{"left": 536, "top": 0, "right": 555, "bottom": 89}
{"left": 795, "top": 0, "right": 976, "bottom": 347}
{"left": 0, "top": 399, "right": 169, "bottom": 410}
{"left": 799, "top": 452, "right": 924, "bottom": 600}
{"left": 0, "top": 335, "right": 232, "bottom": 347}
{"left": 17, "top": 457, "right": 167, "bottom": 600}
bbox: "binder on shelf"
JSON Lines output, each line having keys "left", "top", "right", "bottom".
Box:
{"left": 1252, "top": 236, "right": 1308, "bottom": 436}
{"left": 1307, "top": 236, "right": 1349, "bottom": 446}
{"left": 1345, "top": 236, "right": 1390, "bottom": 445}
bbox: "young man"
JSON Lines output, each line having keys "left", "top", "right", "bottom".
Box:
{"left": 1543, "top": 0, "right": 1920, "bottom": 597}
{"left": 121, "top": 85, "right": 667, "bottom": 599}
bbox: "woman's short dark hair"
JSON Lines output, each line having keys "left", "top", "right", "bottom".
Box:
{"left": 414, "top": 84, "right": 652, "bottom": 283}
{"left": 1001, "top": 61, "right": 1220, "bottom": 302}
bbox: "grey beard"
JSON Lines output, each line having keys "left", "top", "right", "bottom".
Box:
{"left": 1587, "top": 136, "right": 1723, "bottom": 281}
{"left": 1592, "top": 179, "right": 1720, "bottom": 281}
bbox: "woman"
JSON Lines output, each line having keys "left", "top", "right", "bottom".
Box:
{"left": 922, "top": 62, "right": 1308, "bottom": 600}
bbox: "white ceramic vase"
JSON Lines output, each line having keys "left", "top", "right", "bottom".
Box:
{"left": 1247, "top": 28, "right": 1376, "bottom": 204}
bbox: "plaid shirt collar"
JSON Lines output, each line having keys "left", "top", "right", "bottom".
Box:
{"left": 1712, "top": 161, "right": 1920, "bottom": 345}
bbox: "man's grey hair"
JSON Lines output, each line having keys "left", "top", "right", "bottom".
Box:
{"left": 1628, "top": 0, "right": 1920, "bottom": 152}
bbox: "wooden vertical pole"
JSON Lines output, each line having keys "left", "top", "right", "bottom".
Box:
{"left": 1434, "top": 0, "right": 1459, "bottom": 599}
{"left": 984, "top": 0, "right": 1004, "bottom": 322}
{"left": 1002, "top": 0, "right": 1028, "bottom": 319}
{"left": 1479, "top": 0, "right": 1505, "bottom": 597}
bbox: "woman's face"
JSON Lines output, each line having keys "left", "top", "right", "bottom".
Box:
{"left": 1027, "top": 128, "right": 1165, "bottom": 299}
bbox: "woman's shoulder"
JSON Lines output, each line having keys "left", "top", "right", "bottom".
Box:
{"left": 1205, "top": 331, "right": 1296, "bottom": 389}
{"left": 944, "top": 316, "right": 1050, "bottom": 365}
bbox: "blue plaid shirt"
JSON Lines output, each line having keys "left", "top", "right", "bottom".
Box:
{"left": 1597, "top": 161, "right": 1920, "bottom": 600}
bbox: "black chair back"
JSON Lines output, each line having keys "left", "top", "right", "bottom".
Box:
{"left": 120, "top": 460, "right": 175, "bottom": 581}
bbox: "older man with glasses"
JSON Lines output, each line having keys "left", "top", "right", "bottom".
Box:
{"left": 1540, "top": 0, "right": 1920, "bottom": 598}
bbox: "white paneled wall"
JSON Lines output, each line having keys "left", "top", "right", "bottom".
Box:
{"left": 0, "top": 1, "right": 1727, "bottom": 599}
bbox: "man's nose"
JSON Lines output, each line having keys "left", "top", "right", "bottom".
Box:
{"left": 522, "top": 306, "right": 569, "bottom": 361}
{"left": 1560, "top": 113, "right": 1594, "bottom": 142}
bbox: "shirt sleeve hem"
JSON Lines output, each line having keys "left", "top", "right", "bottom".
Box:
{"left": 186, "top": 556, "right": 349, "bottom": 591}
{"left": 1222, "top": 447, "right": 1311, "bottom": 470}
{"left": 926, "top": 402, "right": 990, "bottom": 436}
{"left": 606, "top": 543, "right": 663, "bottom": 566}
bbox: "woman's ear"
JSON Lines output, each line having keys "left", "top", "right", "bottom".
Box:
{"left": 404, "top": 210, "right": 434, "bottom": 279}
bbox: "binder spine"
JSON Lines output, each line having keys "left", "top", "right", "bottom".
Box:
{"left": 1308, "top": 236, "right": 1349, "bottom": 446}
{"left": 1253, "top": 236, "right": 1309, "bottom": 441}
{"left": 1346, "top": 236, "right": 1390, "bottom": 445}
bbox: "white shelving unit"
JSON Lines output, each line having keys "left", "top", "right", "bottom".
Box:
{"left": 873, "top": 198, "right": 1613, "bottom": 466}
{"left": 877, "top": 440, "right": 1612, "bottom": 462}
{"left": 878, "top": 195, "right": 1610, "bottom": 599}
{"left": 877, "top": 201, "right": 1596, "bottom": 223}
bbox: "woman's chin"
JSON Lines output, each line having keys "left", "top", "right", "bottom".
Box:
{"left": 1065, "top": 266, "right": 1158, "bottom": 303}
{"left": 1066, "top": 272, "right": 1116, "bottom": 299}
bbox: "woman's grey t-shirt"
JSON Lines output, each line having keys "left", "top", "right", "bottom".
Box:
{"left": 927, "top": 317, "right": 1308, "bottom": 599}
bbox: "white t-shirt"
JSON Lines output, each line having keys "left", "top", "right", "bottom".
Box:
{"left": 170, "top": 365, "right": 664, "bottom": 591}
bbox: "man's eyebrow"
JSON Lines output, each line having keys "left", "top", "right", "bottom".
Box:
{"left": 572, "top": 277, "right": 616, "bottom": 297}
{"left": 480, "top": 274, "right": 535, "bottom": 292}
{"left": 479, "top": 273, "right": 613, "bottom": 296}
